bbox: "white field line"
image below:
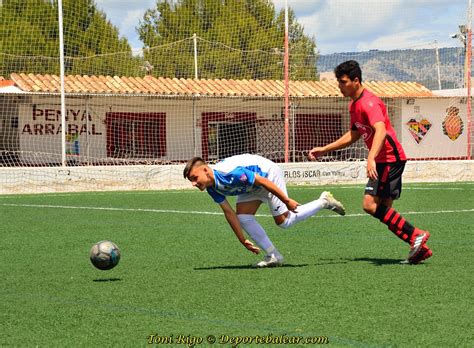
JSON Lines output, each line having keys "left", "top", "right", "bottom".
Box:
{"left": 290, "top": 186, "right": 474, "bottom": 191}
{"left": 1, "top": 203, "right": 473, "bottom": 218}
{"left": 0, "top": 184, "right": 472, "bottom": 199}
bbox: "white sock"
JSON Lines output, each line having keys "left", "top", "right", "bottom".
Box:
{"left": 279, "top": 198, "right": 325, "bottom": 229}
{"left": 238, "top": 214, "right": 279, "bottom": 255}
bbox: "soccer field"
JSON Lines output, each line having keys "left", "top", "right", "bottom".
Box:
{"left": 1, "top": 182, "right": 473, "bottom": 347}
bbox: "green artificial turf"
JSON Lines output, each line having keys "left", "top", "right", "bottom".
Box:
{"left": 1, "top": 182, "right": 473, "bottom": 347}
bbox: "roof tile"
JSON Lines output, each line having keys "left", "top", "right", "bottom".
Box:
{"left": 5, "top": 73, "right": 433, "bottom": 98}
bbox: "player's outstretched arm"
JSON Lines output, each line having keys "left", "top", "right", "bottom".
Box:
{"left": 308, "top": 130, "right": 361, "bottom": 160}
{"left": 254, "top": 175, "right": 299, "bottom": 213}
{"left": 219, "top": 200, "right": 260, "bottom": 254}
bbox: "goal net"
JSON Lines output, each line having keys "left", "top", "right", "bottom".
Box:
{"left": 0, "top": 0, "right": 472, "bottom": 193}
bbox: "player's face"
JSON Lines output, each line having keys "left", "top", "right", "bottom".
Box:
{"left": 337, "top": 75, "right": 359, "bottom": 99}
{"left": 187, "top": 166, "right": 213, "bottom": 191}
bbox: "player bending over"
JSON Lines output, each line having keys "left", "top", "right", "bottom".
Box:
{"left": 309, "top": 60, "right": 432, "bottom": 265}
{"left": 183, "top": 154, "right": 345, "bottom": 268}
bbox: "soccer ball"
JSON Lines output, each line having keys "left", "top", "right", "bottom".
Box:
{"left": 89, "top": 240, "right": 121, "bottom": 270}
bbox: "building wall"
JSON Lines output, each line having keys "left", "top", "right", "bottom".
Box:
{"left": 15, "top": 95, "right": 352, "bottom": 164}
{"left": 2, "top": 94, "right": 469, "bottom": 166}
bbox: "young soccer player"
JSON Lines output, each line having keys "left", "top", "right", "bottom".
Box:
{"left": 183, "top": 154, "right": 345, "bottom": 268}
{"left": 308, "top": 60, "right": 432, "bottom": 265}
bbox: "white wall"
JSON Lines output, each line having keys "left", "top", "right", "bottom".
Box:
{"left": 0, "top": 160, "right": 472, "bottom": 194}
{"left": 17, "top": 96, "right": 291, "bottom": 163}
{"left": 14, "top": 95, "right": 472, "bottom": 163}
{"left": 19, "top": 97, "right": 108, "bottom": 163}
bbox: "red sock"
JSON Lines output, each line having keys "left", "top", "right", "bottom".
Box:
{"left": 374, "top": 205, "right": 414, "bottom": 243}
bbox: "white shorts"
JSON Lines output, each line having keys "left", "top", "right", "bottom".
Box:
{"left": 236, "top": 165, "right": 288, "bottom": 216}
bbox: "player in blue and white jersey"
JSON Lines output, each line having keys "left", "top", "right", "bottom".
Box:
{"left": 183, "top": 154, "right": 345, "bottom": 268}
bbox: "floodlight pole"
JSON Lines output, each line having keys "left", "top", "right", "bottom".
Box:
{"left": 434, "top": 40, "right": 442, "bottom": 90}
{"left": 58, "top": 0, "right": 67, "bottom": 166}
{"left": 284, "top": 0, "right": 290, "bottom": 162}
{"left": 193, "top": 33, "right": 198, "bottom": 79}
{"left": 467, "top": 0, "right": 472, "bottom": 160}
{"left": 193, "top": 33, "right": 198, "bottom": 156}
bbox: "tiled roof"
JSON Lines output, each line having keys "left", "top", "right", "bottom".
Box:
{"left": 6, "top": 73, "right": 433, "bottom": 97}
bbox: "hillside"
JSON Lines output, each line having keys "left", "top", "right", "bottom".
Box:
{"left": 317, "top": 47, "right": 466, "bottom": 90}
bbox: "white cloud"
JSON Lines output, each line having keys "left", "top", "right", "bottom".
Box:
{"left": 95, "top": 0, "right": 155, "bottom": 49}
{"left": 95, "top": 0, "right": 468, "bottom": 54}
{"left": 294, "top": 0, "right": 468, "bottom": 53}
{"left": 122, "top": 9, "right": 144, "bottom": 31}
{"left": 356, "top": 30, "right": 437, "bottom": 51}
{"left": 300, "top": 1, "right": 402, "bottom": 39}
{"left": 120, "top": 9, "right": 144, "bottom": 42}
{"left": 95, "top": 0, "right": 155, "bottom": 12}
{"left": 273, "top": 0, "right": 325, "bottom": 12}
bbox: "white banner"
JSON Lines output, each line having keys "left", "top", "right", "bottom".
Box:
{"left": 401, "top": 98, "right": 468, "bottom": 159}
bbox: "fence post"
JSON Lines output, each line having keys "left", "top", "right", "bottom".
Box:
{"left": 193, "top": 33, "right": 199, "bottom": 79}
{"left": 284, "top": 0, "right": 290, "bottom": 162}
{"left": 57, "top": 0, "right": 66, "bottom": 166}
{"left": 467, "top": 0, "right": 472, "bottom": 159}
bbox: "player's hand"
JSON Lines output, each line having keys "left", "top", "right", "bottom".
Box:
{"left": 243, "top": 239, "right": 260, "bottom": 254}
{"left": 285, "top": 198, "right": 300, "bottom": 213}
{"left": 308, "top": 147, "right": 326, "bottom": 161}
{"left": 367, "top": 158, "right": 378, "bottom": 180}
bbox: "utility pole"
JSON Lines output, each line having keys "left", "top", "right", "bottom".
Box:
{"left": 283, "top": 0, "right": 289, "bottom": 163}
{"left": 450, "top": 0, "right": 472, "bottom": 159}
{"left": 467, "top": 0, "right": 472, "bottom": 160}
{"left": 434, "top": 40, "right": 442, "bottom": 90}
{"left": 193, "top": 33, "right": 198, "bottom": 80}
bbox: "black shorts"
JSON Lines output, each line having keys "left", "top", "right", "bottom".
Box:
{"left": 365, "top": 162, "right": 406, "bottom": 199}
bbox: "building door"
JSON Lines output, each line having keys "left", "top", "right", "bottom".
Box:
{"left": 207, "top": 121, "right": 256, "bottom": 160}
{"left": 202, "top": 112, "right": 256, "bottom": 161}
{"left": 106, "top": 112, "right": 166, "bottom": 159}
{"left": 294, "top": 114, "right": 343, "bottom": 159}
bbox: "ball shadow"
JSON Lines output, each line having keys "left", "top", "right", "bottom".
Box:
{"left": 92, "top": 278, "right": 123, "bottom": 282}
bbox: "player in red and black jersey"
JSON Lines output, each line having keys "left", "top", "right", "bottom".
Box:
{"left": 309, "top": 60, "right": 432, "bottom": 264}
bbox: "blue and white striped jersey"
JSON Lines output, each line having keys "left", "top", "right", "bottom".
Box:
{"left": 206, "top": 154, "right": 275, "bottom": 204}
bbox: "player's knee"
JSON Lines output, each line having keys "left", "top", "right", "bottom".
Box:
{"left": 362, "top": 200, "right": 377, "bottom": 215}
{"left": 272, "top": 212, "right": 289, "bottom": 229}
{"left": 273, "top": 214, "right": 287, "bottom": 228}
{"left": 362, "top": 193, "right": 378, "bottom": 213}
{"left": 362, "top": 202, "right": 377, "bottom": 215}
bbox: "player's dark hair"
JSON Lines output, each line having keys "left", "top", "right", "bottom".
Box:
{"left": 183, "top": 157, "right": 206, "bottom": 179}
{"left": 334, "top": 60, "right": 362, "bottom": 83}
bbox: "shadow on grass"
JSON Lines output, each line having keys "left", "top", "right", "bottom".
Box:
{"left": 313, "top": 259, "right": 350, "bottom": 266}
{"left": 349, "top": 257, "right": 403, "bottom": 266}
{"left": 93, "top": 278, "right": 123, "bottom": 282}
{"left": 194, "top": 264, "right": 309, "bottom": 271}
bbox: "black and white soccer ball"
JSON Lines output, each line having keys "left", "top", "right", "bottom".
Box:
{"left": 89, "top": 240, "right": 121, "bottom": 270}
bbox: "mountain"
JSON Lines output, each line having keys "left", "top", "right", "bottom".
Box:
{"left": 317, "top": 47, "right": 467, "bottom": 90}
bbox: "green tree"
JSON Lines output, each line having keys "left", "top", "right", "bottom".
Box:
{"left": 137, "top": 0, "right": 317, "bottom": 80}
{"left": 0, "top": 0, "right": 59, "bottom": 74}
{"left": 0, "top": 0, "right": 141, "bottom": 77}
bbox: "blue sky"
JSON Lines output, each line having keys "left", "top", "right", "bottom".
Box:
{"left": 95, "top": 0, "right": 470, "bottom": 54}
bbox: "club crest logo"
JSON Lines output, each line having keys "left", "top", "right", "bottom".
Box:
{"left": 406, "top": 117, "right": 432, "bottom": 144}
{"left": 442, "top": 106, "right": 464, "bottom": 141}
{"left": 239, "top": 173, "right": 248, "bottom": 183}
{"left": 354, "top": 122, "right": 373, "bottom": 141}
